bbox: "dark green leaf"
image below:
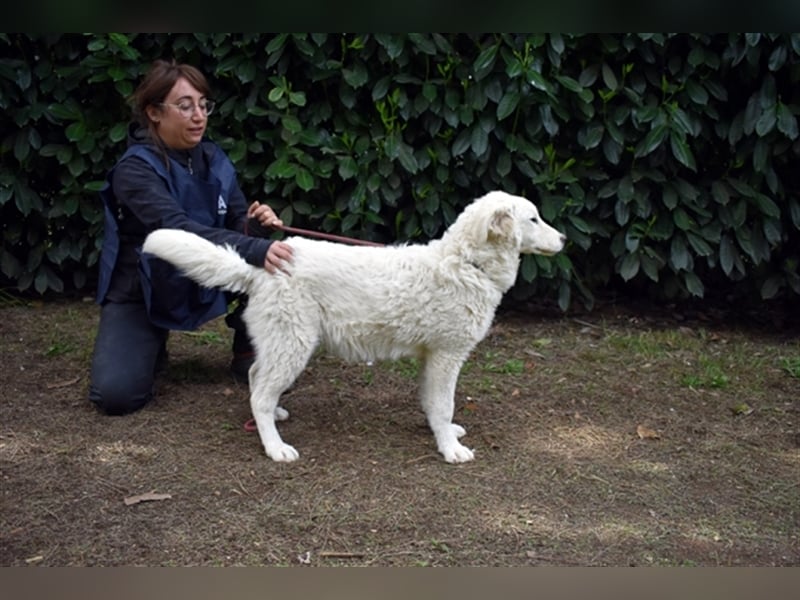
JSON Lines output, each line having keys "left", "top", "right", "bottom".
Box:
{"left": 719, "top": 234, "right": 736, "bottom": 276}
{"left": 338, "top": 156, "right": 358, "bottom": 180}
{"left": 640, "top": 252, "right": 660, "bottom": 282}
{"left": 520, "top": 254, "right": 537, "bottom": 281}
{"left": 614, "top": 199, "right": 629, "bottom": 226}
{"left": 602, "top": 136, "right": 621, "bottom": 164}
{"left": 65, "top": 121, "right": 86, "bottom": 142}
{"left": 598, "top": 180, "right": 618, "bottom": 199}
{"left": 397, "top": 142, "right": 419, "bottom": 174}
{"left": 555, "top": 75, "right": 583, "bottom": 93}
{"left": 496, "top": 151, "right": 512, "bottom": 177}
{"left": 408, "top": 33, "right": 436, "bottom": 55}
{"left": 753, "top": 138, "right": 769, "bottom": 173}
{"left": 83, "top": 181, "right": 105, "bottom": 192}
{"left": 685, "top": 79, "right": 708, "bottom": 105}
{"left": 473, "top": 44, "right": 498, "bottom": 80}
{"left": 777, "top": 103, "right": 798, "bottom": 139}
{"left": 342, "top": 62, "right": 369, "bottom": 88}
{"left": 109, "top": 122, "right": 127, "bottom": 143}
{"left": 601, "top": 63, "right": 618, "bottom": 90}
{"left": 558, "top": 281, "right": 571, "bottom": 312}
{"left": 422, "top": 83, "right": 436, "bottom": 103}
{"left": 496, "top": 90, "right": 520, "bottom": 121}
{"left": 451, "top": 129, "right": 471, "bottom": 157}
{"left": 528, "top": 70, "right": 552, "bottom": 94}
{"left": 617, "top": 176, "right": 634, "bottom": 203}
{"left": 754, "top": 193, "right": 780, "bottom": 218}
{"left": 383, "top": 132, "right": 399, "bottom": 160}
{"left": 295, "top": 168, "right": 314, "bottom": 191}
{"left": 768, "top": 45, "right": 787, "bottom": 71}
{"left": 470, "top": 125, "right": 488, "bottom": 156}
{"left": 619, "top": 253, "right": 640, "bottom": 281}
{"left": 755, "top": 104, "right": 776, "bottom": 136}
{"left": 578, "top": 64, "right": 599, "bottom": 87}
{"left": 46, "top": 95, "right": 80, "bottom": 121}
{"left": 711, "top": 181, "right": 729, "bottom": 205}
{"left": 670, "top": 132, "right": 697, "bottom": 171}
{"left": 634, "top": 124, "right": 668, "bottom": 158}
{"left": 372, "top": 76, "right": 391, "bottom": 101}
{"left": 670, "top": 107, "right": 694, "bottom": 136}
{"left": 376, "top": 34, "right": 404, "bottom": 59}
{"left": 683, "top": 271, "right": 704, "bottom": 297}
{"left": 289, "top": 92, "right": 306, "bottom": 107}
{"left": 0, "top": 247, "right": 21, "bottom": 278}
{"left": 673, "top": 208, "right": 693, "bottom": 231}
{"left": 578, "top": 123, "right": 604, "bottom": 150}
{"left": 67, "top": 155, "right": 86, "bottom": 177}
{"left": 14, "top": 130, "right": 30, "bottom": 162}
{"left": 789, "top": 199, "right": 800, "bottom": 229}
{"left": 669, "top": 235, "right": 691, "bottom": 271}
{"left": 687, "top": 231, "right": 712, "bottom": 256}
{"left": 540, "top": 105, "right": 559, "bottom": 136}
{"left": 763, "top": 218, "right": 782, "bottom": 245}
{"left": 761, "top": 276, "right": 782, "bottom": 299}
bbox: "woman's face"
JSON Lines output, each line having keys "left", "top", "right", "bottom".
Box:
{"left": 146, "top": 77, "right": 209, "bottom": 150}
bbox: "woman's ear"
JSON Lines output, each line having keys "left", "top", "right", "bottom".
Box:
{"left": 144, "top": 104, "right": 162, "bottom": 124}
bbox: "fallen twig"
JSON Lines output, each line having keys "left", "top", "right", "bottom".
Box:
{"left": 319, "top": 551, "right": 366, "bottom": 559}
{"left": 45, "top": 376, "right": 80, "bottom": 389}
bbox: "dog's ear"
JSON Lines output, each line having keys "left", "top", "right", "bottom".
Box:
{"left": 487, "top": 208, "right": 515, "bottom": 241}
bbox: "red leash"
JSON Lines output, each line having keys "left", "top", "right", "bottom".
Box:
{"left": 274, "top": 223, "right": 385, "bottom": 247}
{"left": 243, "top": 223, "right": 383, "bottom": 432}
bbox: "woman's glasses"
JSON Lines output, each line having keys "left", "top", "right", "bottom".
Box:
{"left": 158, "top": 99, "right": 215, "bottom": 118}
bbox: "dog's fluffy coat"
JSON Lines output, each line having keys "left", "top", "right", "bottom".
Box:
{"left": 142, "top": 191, "right": 566, "bottom": 463}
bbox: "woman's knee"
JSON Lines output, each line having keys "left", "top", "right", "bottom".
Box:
{"left": 88, "top": 379, "right": 152, "bottom": 415}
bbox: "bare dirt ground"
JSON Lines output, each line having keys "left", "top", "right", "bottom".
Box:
{"left": 1, "top": 296, "right": 798, "bottom": 566}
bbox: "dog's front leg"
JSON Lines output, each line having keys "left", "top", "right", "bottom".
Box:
{"left": 420, "top": 353, "right": 475, "bottom": 463}
{"left": 251, "top": 409, "right": 298, "bottom": 462}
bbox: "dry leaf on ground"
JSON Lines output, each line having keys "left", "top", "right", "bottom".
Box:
{"left": 123, "top": 491, "right": 172, "bottom": 506}
{"left": 636, "top": 424, "right": 660, "bottom": 439}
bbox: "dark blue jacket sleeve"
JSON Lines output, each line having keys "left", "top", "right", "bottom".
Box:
{"left": 113, "top": 156, "right": 271, "bottom": 267}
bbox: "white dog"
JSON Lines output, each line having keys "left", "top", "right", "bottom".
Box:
{"left": 142, "top": 190, "right": 566, "bottom": 463}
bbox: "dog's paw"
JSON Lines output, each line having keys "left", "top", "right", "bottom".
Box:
{"left": 451, "top": 423, "right": 467, "bottom": 438}
{"left": 266, "top": 443, "right": 299, "bottom": 462}
{"left": 275, "top": 406, "right": 290, "bottom": 421}
{"left": 441, "top": 443, "right": 475, "bottom": 464}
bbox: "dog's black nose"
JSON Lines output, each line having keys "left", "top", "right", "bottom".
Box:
{"left": 560, "top": 234, "right": 567, "bottom": 243}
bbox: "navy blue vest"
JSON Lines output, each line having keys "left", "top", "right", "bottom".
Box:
{"left": 96, "top": 143, "right": 235, "bottom": 330}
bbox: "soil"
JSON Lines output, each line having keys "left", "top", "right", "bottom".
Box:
{"left": 1, "top": 296, "right": 798, "bottom": 566}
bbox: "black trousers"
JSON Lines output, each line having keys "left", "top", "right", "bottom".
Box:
{"left": 88, "top": 301, "right": 168, "bottom": 415}
{"left": 88, "top": 297, "right": 249, "bottom": 415}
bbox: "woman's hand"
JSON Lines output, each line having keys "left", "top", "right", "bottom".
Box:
{"left": 264, "top": 240, "right": 293, "bottom": 275}
{"left": 248, "top": 201, "right": 283, "bottom": 228}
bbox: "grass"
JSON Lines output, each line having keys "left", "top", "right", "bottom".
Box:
{"left": 181, "top": 330, "right": 226, "bottom": 345}
{"left": 680, "top": 356, "right": 731, "bottom": 389}
{"left": 781, "top": 356, "right": 800, "bottom": 379}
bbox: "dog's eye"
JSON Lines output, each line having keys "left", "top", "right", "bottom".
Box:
{"left": 530, "top": 216, "right": 539, "bottom": 224}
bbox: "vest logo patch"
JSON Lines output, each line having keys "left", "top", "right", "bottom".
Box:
{"left": 217, "top": 194, "right": 227, "bottom": 215}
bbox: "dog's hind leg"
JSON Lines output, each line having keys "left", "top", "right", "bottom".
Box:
{"left": 419, "top": 351, "right": 475, "bottom": 463}
{"left": 248, "top": 331, "right": 317, "bottom": 463}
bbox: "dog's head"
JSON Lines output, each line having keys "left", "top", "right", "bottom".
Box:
{"left": 455, "top": 191, "right": 566, "bottom": 256}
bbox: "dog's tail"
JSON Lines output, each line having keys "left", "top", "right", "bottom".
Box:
{"left": 142, "top": 228, "right": 258, "bottom": 295}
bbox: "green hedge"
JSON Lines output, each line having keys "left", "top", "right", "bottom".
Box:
{"left": 2, "top": 33, "right": 799, "bottom": 310}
